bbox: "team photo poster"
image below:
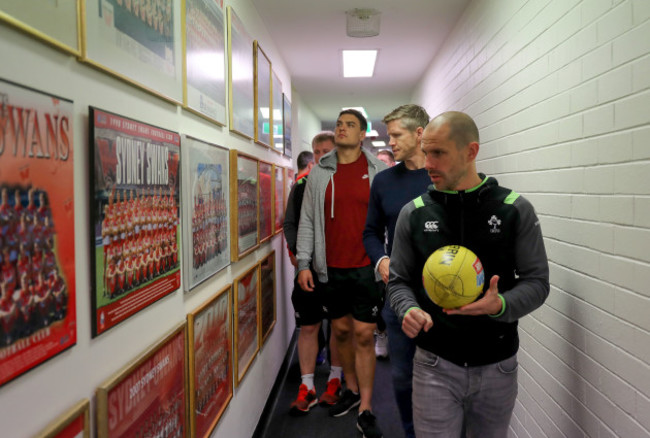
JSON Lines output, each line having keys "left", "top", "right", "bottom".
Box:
{"left": 259, "top": 251, "right": 275, "bottom": 345}
{"left": 89, "top": 107, "right": 181, "bottom": 336}
{"left": 0, "top": 78, "right": 77, "bottom": 387}
{"left": 229, "top": 150, "right": 258, "bottom": 261}
{"left": 234, "top": 263, "right": 258, "bottom": 385}
{"left": 187, "top": 285, "right": 232, "bottom": 438}
{"left": 258, "top": 161, "right": 273, "bottom": 243}
{"left": 181, "top": 136, "right": 229, "bottom": 291}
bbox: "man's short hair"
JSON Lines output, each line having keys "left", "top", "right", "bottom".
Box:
{"left": 311, "top": 131, "right": 335, "bottom": 148}
{"left": 338, "top": 109, "right": 368, "bottom": 132}
{"left": 382, "top": 104, "right": 430, "bottom": 132}
{"left": 377, "top": 150, "right": 395, "bottom": 162}
{"left": 296, "top": 151, "right": 314, "bottom": 171}
{"left": 429, "top": 111, "right": 480, "bottom": 148}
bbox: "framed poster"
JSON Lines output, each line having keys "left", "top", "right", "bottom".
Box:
{"left": 273, "top": 165, "right": 284, "bottom": 235}
{"left": 187, "top": 285, "right": 232, "bottom": 438}
{"left": 229, "top": 150, "right": 258, "bottom": 261}
{"left": 89, "top": 107, "right": 181, "bottom": 337}
{"left": 181, "top": 136, "right": 230, "bottom": 291}
{"left": 258, "top": 161, "right": 273, "bottom": 244}
{"left": 0, "top": 78, "right": 77, "bottom": 387}
{"left": 253, "top": 41, "right": 271, "bottom": 147}
{"left": 234, "top": 263, "right": 258, "bottom": 385}
{"left": 83, "top": 0, "right": 183, "bottom": 103}
{"left": 183, "top": 0, "right": 226, "bottom": 125}
{"left": 35, "top": 399, "right": 90, "bottom": 438}
{"left": 96, "top": 323, "right": 186, "bottom": 438}
{"left": 259, "top": 251, "right": 275, "bottom": 345}
{"left": 282, "top": 94, "right": 292, "bottom": 158}
{"left": 226, "top": 6, "right": 254, "bottom": 139}
{"left": 271, "top": 71, "right": 283, "bottom": 154}
{"left": 0, "top": 0, "right": 81, "bottom": 55}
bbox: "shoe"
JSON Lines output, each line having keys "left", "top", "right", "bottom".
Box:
{"left": 357, "top": 410, "right": 383, "bottom": 438}
{"left": 374, "top": 331, "right": 388, "bottom": 358}
{"left": 318, "top": 377, "right": 341, "bottom": 406}
{"left": 328, "top": 389, "right": 360, "bottom": 417}
{"left": 289, "top": 384, "right": 317, "bottom": 416}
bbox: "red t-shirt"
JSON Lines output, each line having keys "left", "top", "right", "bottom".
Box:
{"left": 324, "top": 153, "right": 371, "bottom": 268}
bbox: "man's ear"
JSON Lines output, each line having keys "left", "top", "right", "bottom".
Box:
{"left": 466, "top": 142, "right": 480, "bottom": 161}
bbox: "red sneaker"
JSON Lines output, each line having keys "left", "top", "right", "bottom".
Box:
{"left": 318, "top": 378, "right": 341, "bottom": 406}
{"left": 289, "top": 384, "right": 317, "bottom": 416}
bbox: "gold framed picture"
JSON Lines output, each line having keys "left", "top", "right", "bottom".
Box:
{"left": 233, "top": 263, "right": 259, "bottom": 386}
{"left": 259, "top": 251, "right": 276, "bottom": 345}
{"left": 271, "top": 70, "right": 283, "bottom": 154}
{"left": 273, "top": 165, "right": 284, "bottom": 235}
{"left": 34, "top": 399, "right": 90, "bottom": 438}
{"left": 258, "top": 160, "right": 274, "bottom": 244}
{"left": 253, "top": 40, "right": 271, "bottom": 147}
{"left": 229, "top": 150, "right": 259, "bottom": 261}
{"left": 226, "top": 6, "right": 254, "bottom": 139}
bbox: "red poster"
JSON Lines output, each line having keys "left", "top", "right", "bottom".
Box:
{"left": 89, "top": 107, "right": 181, "bottom": 336}
{"left": 98, "top": 326, "right": 186, "bottom": 438}
{"left": 0, "top": 78, "right": 77, "bottom": 387}
{"left": 235, "top": 265, "right": 258, "bottom": 384}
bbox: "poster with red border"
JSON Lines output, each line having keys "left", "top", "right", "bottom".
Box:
{"left": 273, "top": 165, "right": 284, "bottom": 234}
{"left": 258, "top": 161, "right": 273, "bottom": 243}
{"left": 0, "top": 78, "right": 77, "bottom": 387}
{"left": 234, "top": 263, "right": 258, "bottom": 385}
{"left": 187, "top": 285, "right": 232, "bottom": 438}
{"left": 35, "top": 399, "right": 90, "bottom": 438}
{"left": 259, "top": 251, "right": 275, "bottom": 345}
{"left": 89, "top": 107, "right": 181, "bottom": 336}
{"left": 96, "top": 324, "right": 186, "bottom": 438}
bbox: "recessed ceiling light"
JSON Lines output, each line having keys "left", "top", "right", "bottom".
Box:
{"left": 342, "top": 50, "right": 377, "bottom": 77}
{"left": 372, "top": 141, "right": 386, "bottom": 147}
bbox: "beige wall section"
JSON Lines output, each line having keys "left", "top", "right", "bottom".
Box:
{"left": 0, "top": 0, "right": 307, "bottom": 436}
{"left": 412, "top": 0, "right": 650, "bottom": 437}
{"left": 289, "top": 88, "right": 323, "bottom": 169}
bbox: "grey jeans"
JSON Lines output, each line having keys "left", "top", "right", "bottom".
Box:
{"left": 412, "top": 347, "right": 518, "bottom": 438}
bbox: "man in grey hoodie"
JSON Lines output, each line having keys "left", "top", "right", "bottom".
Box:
{"left": 296, "top": 109, "right": 387, "bottom": 438}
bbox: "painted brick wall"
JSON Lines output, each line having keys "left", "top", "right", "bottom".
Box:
{"left": 412, "top": 0, "right": 649, "bottom": 436}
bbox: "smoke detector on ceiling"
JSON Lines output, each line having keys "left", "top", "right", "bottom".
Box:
{"left": 346, "top": 8, "right": 381, "bottom": 38}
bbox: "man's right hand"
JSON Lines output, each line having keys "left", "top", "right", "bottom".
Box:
{"left": 297, "top": 269, "right": 314, "bottom": 292}
{"left": 378, "top": 258, "right": 390, "bottom": 284}
{"left": 402, "top": 307, "right": 433, "bottom": 338}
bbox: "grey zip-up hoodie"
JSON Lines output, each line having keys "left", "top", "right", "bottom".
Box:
{"left": 296, "top": 148, "right": 387, "bottom": 283}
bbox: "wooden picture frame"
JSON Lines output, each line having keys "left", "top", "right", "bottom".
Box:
{"left": 259, "top": 251, "right": 276, "bottom": 345}
{"left": 253, "top": 40, "right": 272, "bottom": 147}
{"left": 226, "top": 6, "right": 254, "bottom": 139}
{"left": 0, "top": 0, "right": 81, "bottom": 55}
{"left": 88, "top": 107, "right": 181, "bottom": 337}
{"left": 273, "top": 165, "right": 284, "bottom": 235}
{"left": 181, "top": 135, "right": 230, "bottom": 291}
{"left": 282, "top": 94, "right": 292, "bottom": 158}
{"left": 233, "top": 263, "right": 259, "bottom": 386}
{"left": 229, "top": 150, "right": 258, "bottom": 261}
{"left": 258, "top": 160, "right": 274, "bottom": 244}
{"left": 271, "top": 71, "right": 283, "bottom": 154}
{"left": 0, "top": 78, "right": 77, "bottom": 387}
{"left": 34, "top": 399, "right": 90, "bottom": 438}
{"left": 183, "top": 0, "right": 227, "bottom": 125}
{"left": 187, "top": 285, "right": 233, "bottom": 438}
{"left": 96, "top": 323, "right": 187, "bottom": 438}
{"left": 82, "top": 0, "right": 184, "bottom": 103}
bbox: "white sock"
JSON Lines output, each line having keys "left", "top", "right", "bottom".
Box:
{"left": 328, "top": 366, "right": 343, "bottom": 381}
{"left": 301, "top": 373, "right": 315, "bottom": 390}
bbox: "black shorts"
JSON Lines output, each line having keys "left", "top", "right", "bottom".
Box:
{"left": 322, "top": 265, "right": 383, "bottom": 323}
{"left": 291, "top": 270, "right": 328, "bottom": 327}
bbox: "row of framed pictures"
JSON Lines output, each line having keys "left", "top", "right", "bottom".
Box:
{"left": 34, "top": 252, "right": 275, "bottom": 438}
{"left": 0, "top": 1, "right": 292, "bottom": 156}
{"left": 0, "top": 77, "right": 290, "bottom": 389}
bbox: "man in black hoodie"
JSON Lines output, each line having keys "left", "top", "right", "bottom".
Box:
{"left": 388, "top": 111, "right": 550, "bottom": 438}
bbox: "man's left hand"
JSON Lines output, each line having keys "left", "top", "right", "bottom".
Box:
{"left": 444, "top": 275, "right": 502, "bottom": 316}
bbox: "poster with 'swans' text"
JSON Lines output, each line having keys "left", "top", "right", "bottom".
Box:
{"left": 89, "top": 107, "right": 180, "bottom": 336}
{"left": 0, "top": 78, "right": 76, "bottom": 387}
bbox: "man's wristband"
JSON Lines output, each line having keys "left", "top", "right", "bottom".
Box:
{"left": 404, "top": 306, "right": 421, "bottom": 319}
{"left": 489, "top": 294, "right": 506, "bottom": 318}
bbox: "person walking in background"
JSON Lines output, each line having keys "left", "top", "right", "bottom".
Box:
{"left": 376, "top": 149, "right": 395, "bottom": 167}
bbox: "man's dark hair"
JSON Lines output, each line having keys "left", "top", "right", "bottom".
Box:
{"left": 338, "top": 109, "right": 368, "bottom": 132}
{"left": 296, "top": 151, "right": 314, "bottom": 171}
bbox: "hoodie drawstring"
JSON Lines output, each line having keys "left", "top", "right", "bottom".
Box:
{"left": 330, "top": 174, "right": 335, "bottom": 219}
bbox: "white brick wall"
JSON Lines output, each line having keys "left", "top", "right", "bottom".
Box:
{"left": 413, "top": 0, "right": 650, "bottom": 436}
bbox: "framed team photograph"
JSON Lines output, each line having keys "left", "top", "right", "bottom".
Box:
{"left": 89, "top": 107, "right": 181, "bottom": 337}
{"left": 282, "top": 94, "right": 292, "bottom": 158}
{"left": 34, "top": 399, "right": 90, "bottom": 438}
{"left": 96, "top": 323, "right": 186, "bottom": 438}
{"left": 271, "top": 71, "right": 283, "bottom": 154}
{"left": 181, "top": 136, "right": 230, "bottom": 291}
{"left": 253, "top": 41, "right": 271, "bottom": 147}
{"left": 258, "top": 161, "right": 273, "bottom": 244}
{"left": 234, "top": 263, "right": 259, "bottom": 385}
{"left": 0, "top": 78, "right": 77, "bottom": 387}
{"left": 229, "top": 150, "right": 258, "bottom": 261}
{"left": 0, "top": 0, "right": 81, "bottom": 55}
{"left": 259, "top": 251, "right": 275, "bottom": 345}
{"left": 273, "top": 165, "right": 284, "bottom": 235}
{"left": 226, "top": 6, "right": 254, "bottom": 139}
{"left": 183, "top": 0, "right": 227, "bottom": 125}
{"left": 82, "top": 0, "right": 183, "bottom": 103}
{"left": 187, "top": 285, "right": 233, "bottom": 438}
